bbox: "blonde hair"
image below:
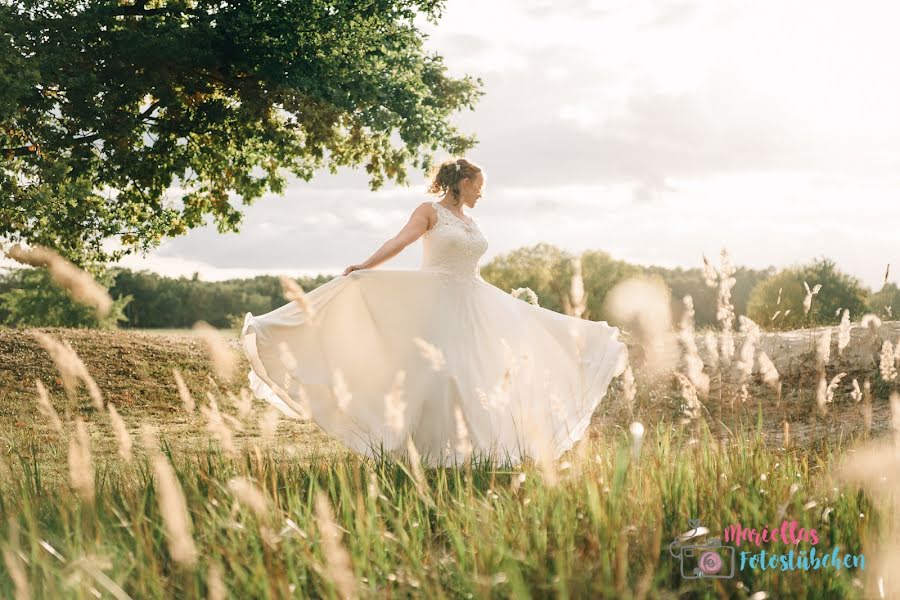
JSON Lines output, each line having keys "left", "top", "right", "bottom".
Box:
{"left": 426, "top": 158, "right": 482, "bottom": 206}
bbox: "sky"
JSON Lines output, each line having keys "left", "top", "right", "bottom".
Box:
{"left": 115, "top": 0, "right": 899, "bottom": 288}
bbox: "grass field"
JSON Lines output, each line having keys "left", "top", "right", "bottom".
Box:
{"left": 1, "top": 324, "right": 898, "bottom": 598}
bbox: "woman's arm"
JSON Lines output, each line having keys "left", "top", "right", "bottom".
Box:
{"left": 342, "top": 203, "right": 435, "bottom": 276}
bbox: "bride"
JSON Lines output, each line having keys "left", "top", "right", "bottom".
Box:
{"left": 241, "top": 158, "right": 627, "bottom": 467}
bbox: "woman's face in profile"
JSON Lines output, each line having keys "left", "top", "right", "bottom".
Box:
{"left": 464, "top": 172, "right": 485, "bottom": 208}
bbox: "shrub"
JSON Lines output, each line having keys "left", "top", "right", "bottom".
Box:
{"left": 0, "top": 267, "right": 130, "bottom": 328}
{"left": 746, "top": 257, "right": 869, "bottom": 329}
{"left": 869, "top": 283, "right": 899, "bottom": 320}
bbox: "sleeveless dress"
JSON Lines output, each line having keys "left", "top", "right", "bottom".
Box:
{"left": 240, "top": 201, "right": 627, "bottom": 467}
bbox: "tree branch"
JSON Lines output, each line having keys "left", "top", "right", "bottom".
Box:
{"left": 1, "top": 101, "right": 162, "bottom": 155}
{"left": 110, "top": 3, "right": 207, "bottom": 18}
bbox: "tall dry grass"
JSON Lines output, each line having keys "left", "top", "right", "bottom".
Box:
{"left": 5, "top": 243, "right": 113, "bottom": 318}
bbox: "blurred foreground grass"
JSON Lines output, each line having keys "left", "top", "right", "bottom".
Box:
{"left": 0, "top": 421, "right": 879, "bottom": 598}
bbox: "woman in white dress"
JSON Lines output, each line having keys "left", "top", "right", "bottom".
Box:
{"left": 241, "top": 158, "right": 627, "bottom": 467}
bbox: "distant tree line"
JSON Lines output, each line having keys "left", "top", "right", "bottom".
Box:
{"left": 0, "top": 244, "right": 896, "bottom": 331}
{"left": 110, "top": 270, "right": 334, "bottom": 329}
{"left": 0, "top": 268, "right": 331, "bottom": 330}
{"left": 479, "top": 244, "right": 774, "bottom": 328}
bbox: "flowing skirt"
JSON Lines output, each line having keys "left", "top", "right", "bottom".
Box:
{"left": 241, "top": 269, "right": 627, "bottom": 467}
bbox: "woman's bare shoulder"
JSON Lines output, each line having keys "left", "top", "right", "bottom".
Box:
{"left": 415, "top": 200, "right": 438, "bottom": 229}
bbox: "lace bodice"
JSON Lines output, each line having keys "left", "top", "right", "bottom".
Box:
{"left": 420, "top": 201, "right": 489, "bottom": 280}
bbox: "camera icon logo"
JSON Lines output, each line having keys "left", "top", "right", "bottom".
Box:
{"left": 669, "top": 519, "right": 736, "bottom": 579}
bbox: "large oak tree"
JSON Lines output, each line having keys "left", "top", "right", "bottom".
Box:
{"left": 0, "top": 0, "right": 482, "bottom": 264}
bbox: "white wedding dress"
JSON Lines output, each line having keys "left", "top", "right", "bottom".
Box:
{"left": 241, "top": 201, "right": 627, "bottom": 467}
